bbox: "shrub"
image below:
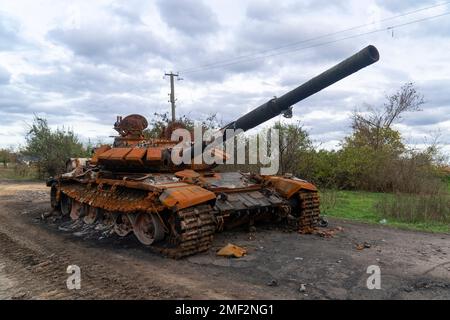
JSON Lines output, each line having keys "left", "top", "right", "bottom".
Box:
{"left": 24, "top": 117, "right": 90, "bottom": 179}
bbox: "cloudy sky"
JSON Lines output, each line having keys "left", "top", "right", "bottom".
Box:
{"left": 1, "top": 0, "right": 450, "bottom": 156}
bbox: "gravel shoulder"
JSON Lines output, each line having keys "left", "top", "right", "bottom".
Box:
{"left": 0, "top": 180, "right": 449, "bottom": 300}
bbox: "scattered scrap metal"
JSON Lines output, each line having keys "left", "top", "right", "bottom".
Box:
{"left": 217, "top": 243, "right": 247, "bottom": 258}
{"left": 299, "top": 226, "right": 344, "bottom": 238}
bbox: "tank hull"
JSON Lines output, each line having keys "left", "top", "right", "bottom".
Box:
{"left": 48, "top": 170, "right": 320, "bottom": 258}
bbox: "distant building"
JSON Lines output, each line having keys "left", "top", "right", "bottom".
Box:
{"left": 16, "top": 155, "right": 40, "bottom": 166}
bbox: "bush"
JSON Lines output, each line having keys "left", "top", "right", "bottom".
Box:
{"left": 24, "top": 117, "right": 90, "bottom": 179}
{"left": 13, "top": 163, "right": 38, "bottom": 179}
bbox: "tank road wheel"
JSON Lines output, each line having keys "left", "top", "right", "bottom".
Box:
{"left": 133, "top": 213, "right": 165, "bottom": 245}
{"left": 101, "top": 211, "right": 115, "bottom": 227}
{"left": 83, "top": 206, "right": 99, "bottom": 225}
{"left": 70, "top": 200, "right": 82, "bottom": 220}
{"left": 113, "top": 214, "right": 133, "bottom": 237}
{"left": 60, "top": 193, "right": 72, "bottom": 216}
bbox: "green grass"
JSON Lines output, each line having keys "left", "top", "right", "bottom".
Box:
{"left": 320, "top": 189, "right": 450, "bottom": 234}
{"left": 0, "top": 165, "right": 39, "bottom": 181}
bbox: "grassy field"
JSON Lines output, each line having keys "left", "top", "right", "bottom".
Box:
{"left": 320, "top": 189, "right": 450, "bottom": 233}
{"left": 0, "top": 165, "right": 39, "bottom": 181}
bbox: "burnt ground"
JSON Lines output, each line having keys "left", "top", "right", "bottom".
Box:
{"left": 0, "top": 180, "right": 449, "bottom": 300}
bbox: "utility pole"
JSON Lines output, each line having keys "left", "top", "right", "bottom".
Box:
{"left": 164, "top": 72, "right": 181, "bottom": 122}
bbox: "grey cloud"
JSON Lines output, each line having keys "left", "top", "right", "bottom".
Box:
{"left": 0, "top": 12, "right": 23, "bottom": 51}
{"left": 402, "top": 106, "right": 450, "bottom": 126}
{"left": 66, "top": 93, "right": 165, "bottom": 123}
{"left": 24, "top": 62, "right": 158, "bottom": 96}
{"left": 303, "top": 116, "right": 351, "bottom": 135}
{"left": 375, "top": 0, "right": 425, "bottom": 12}
{"left": 109, "top": 1, "right": 146, "bottom": 25}
{"left": 0, "top": 66, "right": 11, "bottom": 84}
{"left": 419, "top": 80, "right": 450, "bottom": 106}
{"left": 177, "top": 89, "right": 274, "bottom": 125}
{"left": 167, "top": 0, "right": 357, "bottom": 84}
{"left": 0, "top": 86, "right": 32, "bottom": 114}
{"left": 156, "top": 0, "right": 219, "bottom": 36}
{"left": 245, "top": 1, "right": 280, "bottom": 21}
{"left": 245, "top": 0, "right": 348, "bottom": 22}
{"left": 47, "top": 25, "right": 169, "bottom": 68}
{"left": 0, "top": 111, "right": 30, "bottom": 126}
{"left": 181, "top": 29, "right": 355, "bottom": 84}
{"left": 182, "top": 57, "right": 265, "bottom": 83}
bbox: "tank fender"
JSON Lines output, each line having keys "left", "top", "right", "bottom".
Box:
{"left": 90, "top": 145, "right": 111, "bottom": 165}
{"left": 265, "top": 176, "right": 317, "bottom": 199}
{"left": 159, "top": 185, "right": 216, "bottom": 211}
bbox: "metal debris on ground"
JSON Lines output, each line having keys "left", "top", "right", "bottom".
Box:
{"left": 318, "top": 217, "right": 328, "bottom": 227}
{"left": 216, "top": 243, "right": 247, "bottom": 258}
{"left": 301, "top": 226, "right": 343, "bottom": 238}
{"left": 266, "top": 279, "right": 278, "bottom": 287}
{"left": 356, "top": 241, "right": 372, "bottom": 250}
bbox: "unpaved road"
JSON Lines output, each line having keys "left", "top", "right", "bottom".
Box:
{"left": 0, "top": 180, "right": 449, "bottom": 300}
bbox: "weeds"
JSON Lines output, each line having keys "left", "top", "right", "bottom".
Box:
{"left": 375, "top": 192, "right": 450, "bottom": 224}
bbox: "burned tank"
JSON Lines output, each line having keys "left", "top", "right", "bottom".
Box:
{"left": 47, "top": 45, "right": 380, "bottom": 258}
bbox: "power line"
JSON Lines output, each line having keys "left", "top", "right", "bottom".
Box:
{"left": 181, "top": 10, "right": 450, "bottom": 75}
{"left": 180, "top": 1, "right": 450, "bottom": 74}
{"left": 180, "top": 1, "right": 450, "bottom": 73}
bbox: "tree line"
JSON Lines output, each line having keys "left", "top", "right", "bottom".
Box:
{"left": 273, "top": 83, "right": 447, "bottom": 194}
{"left": 2, "top": 82, "right": 448, "bottom": 195}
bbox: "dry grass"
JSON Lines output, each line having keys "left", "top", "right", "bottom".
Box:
{"left": 0, "top": 164, "right": 39, "bottom": 181}
{"left": 375, "top": 192, "right": 450, "bottom": 224}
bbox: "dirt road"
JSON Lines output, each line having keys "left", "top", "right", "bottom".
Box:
{"left": 0, "top": 180, "right": 448, "bottom": 300}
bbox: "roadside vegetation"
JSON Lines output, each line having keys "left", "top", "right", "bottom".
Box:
{"left": 0, "top": 117, "right": 91, "bottom": 180}
{"left": 0, "top": 164, "right": 39, "bottom": 181}
{"left": 1, "top": 83, "right": 448, "bottom": 232}
{"left": 320, "top": 189, "right": 449, "bottom": 233}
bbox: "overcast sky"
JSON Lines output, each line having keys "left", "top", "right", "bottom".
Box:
{"left": 0, "top": 0, "right": 449, "bottom": 156}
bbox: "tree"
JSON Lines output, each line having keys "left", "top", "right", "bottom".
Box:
{"left": 336, "top": 83, "right": 441, "bottom": 193}
{"left": 0, "top": 148, "right": 15, "bottom": 168}
{"left": 274, "top": 121, "right": 315, "bottom": 178}
{"left": 24, "top": 116, "right": 89, "bottom": 178}
{"left": 143, "top": 112, "right": 221, "bottom": 139}
{"left": 351, "top": 82, "right": 423, "bottom": 151}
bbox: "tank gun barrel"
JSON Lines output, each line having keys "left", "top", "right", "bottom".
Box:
{"left": 187, "top": 45, "right": 379, "bottom": 159}
{"left": 222, "top": 45, "right": 379, "bottom": 133}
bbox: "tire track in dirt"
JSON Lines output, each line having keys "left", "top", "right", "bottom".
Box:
{"left": 0, "top": 187, "right": 269, "bottom": 300}
{"left": 1, "top": 181, "right": 449, "bottom": 300}
{"left": 0, "top": 230, "right": 178, "bottom": 299}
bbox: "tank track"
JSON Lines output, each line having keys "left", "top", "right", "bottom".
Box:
{"left": 59, "top": 184, "right": 216, "bottom": 259}
{"left": 298, "top": 190, "right": 321, "bottom": 233}
{"left": 56, "top": 185, "right": 320, "bottom": 257}
{"left": 152, "top": 205, "right": 216, "bottom": 259}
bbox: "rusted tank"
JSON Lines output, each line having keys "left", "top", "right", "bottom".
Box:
{"left": 47, "top": 45, "right": 379, "bottom": 258}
